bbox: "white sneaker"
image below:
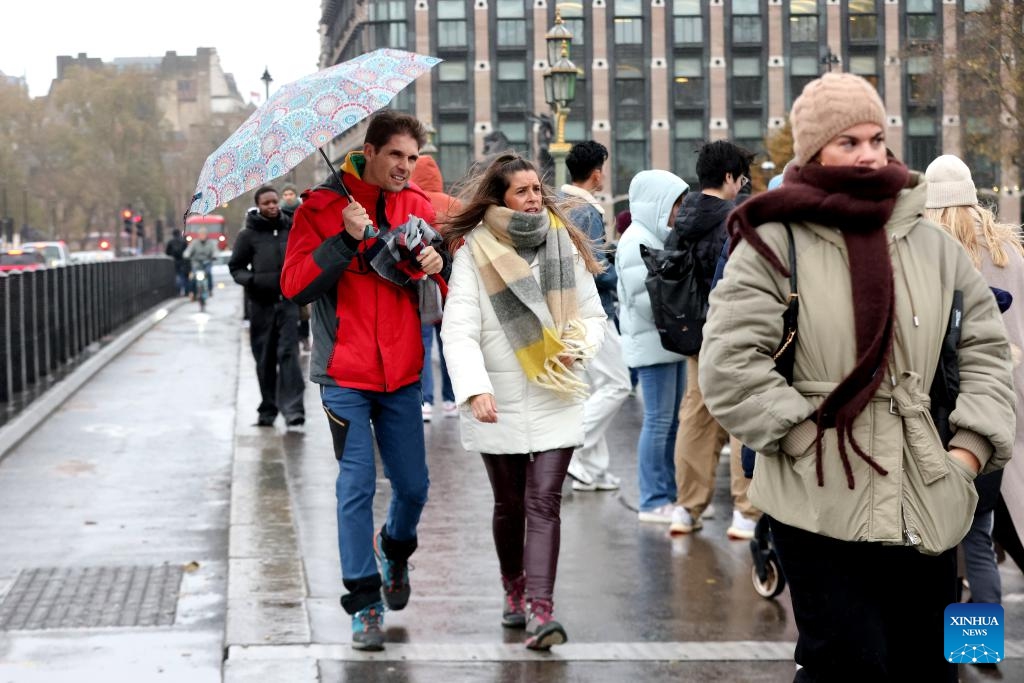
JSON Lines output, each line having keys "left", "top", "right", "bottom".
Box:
{"left": 421, "top": 402, "right": 433, "bottom": 422}
{"left": 442, "top": 400, "right": 459, "bottom": 417}
{"left": 571, "top": 479, "right": 598, "bottom": 492}
{"left": 670, "top": 506, "right": 694, "bottom": 535}
{"left": 727, "top": 510, "right": 758, "bottom": 540}
{"left": 638, "top": 503, "right": 675, "bottom": 524}
{"left": 593, "top": 472, "right": 621, "bottom": 491}
{"left": 566, "top": 458, "right": 595, "bottom": 488}
{"left": 701, "top": 503, "right": 716, "bottom": 520}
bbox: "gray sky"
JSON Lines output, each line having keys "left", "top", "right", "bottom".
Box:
{"left": 0, "top": 1, "right": 321, "bottom": 101}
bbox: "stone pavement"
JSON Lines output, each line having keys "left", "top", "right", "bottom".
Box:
{"left": 1, "top": 283, "right": 1022, "bottom": 682}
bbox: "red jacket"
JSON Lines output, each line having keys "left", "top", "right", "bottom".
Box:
{"left": 281, "top": 152, "right": 442, "bottom": 392}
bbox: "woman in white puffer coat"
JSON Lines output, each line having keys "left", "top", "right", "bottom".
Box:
{"left": 440, "top": 153, "right": 606, "bottom": 651}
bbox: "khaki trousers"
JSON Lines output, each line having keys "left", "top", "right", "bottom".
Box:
{"left": 674, "top": 356, "right": 759, "bottom": 520}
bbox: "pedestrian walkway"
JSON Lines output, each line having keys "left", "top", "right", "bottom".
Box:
{"left": 1, "top": 285, "right": 1022, "bottom": 682}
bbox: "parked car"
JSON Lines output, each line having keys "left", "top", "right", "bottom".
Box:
{"left": 22, "top": 241, "right": 71, "bottom": 267}
{"left": 0, "top": 249, "right": 47, "bottom": 272}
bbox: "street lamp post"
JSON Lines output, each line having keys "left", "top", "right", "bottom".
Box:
{"left": 544, "top": 10, "right": 578, "bottom": 189}
{"left": 260, "top": 67, "right": 273, "bottom": 102}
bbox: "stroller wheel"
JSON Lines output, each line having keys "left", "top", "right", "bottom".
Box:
{"left": 752, "top": 556, "right": 786, "bottom": 599}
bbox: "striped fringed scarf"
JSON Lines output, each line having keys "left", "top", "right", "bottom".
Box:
{"left": 471, "top": 205, "right": 593, "bottom": 399}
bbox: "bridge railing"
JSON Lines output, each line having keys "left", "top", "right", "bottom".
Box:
{"left": 0, "top": 257, "right": 175, "bottom": 408}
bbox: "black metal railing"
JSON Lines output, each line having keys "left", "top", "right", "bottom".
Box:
{"left": 0, "top": 257, "right": 176, "bottom": 408}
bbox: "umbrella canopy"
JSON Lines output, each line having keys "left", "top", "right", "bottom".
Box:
{"left": 187, "top": 48, "right": 442, "bottom": 216}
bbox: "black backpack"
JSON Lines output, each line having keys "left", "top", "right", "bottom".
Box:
{"left": 639, "top": 241, "right": 709, "bottom": 356}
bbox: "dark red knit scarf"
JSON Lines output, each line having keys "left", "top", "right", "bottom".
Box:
{"left": 727, "top": 159, "right": 911, "bottom": 489}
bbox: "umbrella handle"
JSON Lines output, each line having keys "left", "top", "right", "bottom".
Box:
{"left": 318, "top": 148, "right": 379, "bottom": 239}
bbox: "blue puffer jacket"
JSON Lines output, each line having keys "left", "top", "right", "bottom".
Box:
{"left": 615, "top": 170, "right": 690, "bottom": 368}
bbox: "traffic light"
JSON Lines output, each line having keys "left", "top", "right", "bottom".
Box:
{"left": 2, "top": 217, "right": 13, "bottom": 243}
{"left": 134, "top": 213, "right": 144, "bottom": 237}
{"left": 122, "top": 208, "right": 133, "bottom": 235}
{"left": 99, "top": 239, "right": 111, "bottom": 250}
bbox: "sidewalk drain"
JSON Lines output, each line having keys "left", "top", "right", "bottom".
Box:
{"left": 0, "top": 564, "right": 183, "bottom": 630}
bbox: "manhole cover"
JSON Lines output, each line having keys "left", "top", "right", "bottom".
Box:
{"left": 0, "top": 564, "right": 183, "bottom": 630}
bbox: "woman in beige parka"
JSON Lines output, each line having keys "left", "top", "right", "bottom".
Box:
{"left": 699, "top": 73, "right": 1015, "bottom": 682}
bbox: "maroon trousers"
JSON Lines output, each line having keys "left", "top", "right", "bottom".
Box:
{"left": 481, "top": 448, "right": 574, "bottom": 602}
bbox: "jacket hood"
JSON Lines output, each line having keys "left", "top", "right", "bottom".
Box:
{"left": 674, "top": 192, "right": 733, "bottom": 243}
{"left": 888, "top": 170, "right": 927, "bottom": 238}
{"left": 411, "top": 155, "right": 444, "bottom": 193}
{"left": 628, "top": 170, "right": 689, "bottom": 242}
{"left": 245, "top": 210, "right": 288, "bottom": 233}
{"left": 302, "top": 150, "right": 431, "bottom": 213}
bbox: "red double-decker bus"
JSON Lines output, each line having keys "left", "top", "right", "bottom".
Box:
{"left": 184, "top": 214, "right": 229, "bottom": 250}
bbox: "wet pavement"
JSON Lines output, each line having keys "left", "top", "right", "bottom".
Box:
{"left": 0, "top": 282, "right": 1022, "bottom": 682}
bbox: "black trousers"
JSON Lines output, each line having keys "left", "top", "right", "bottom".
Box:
{"left": 248, "top": 299, "right": 305, "bottom": 422}
{"left": 481, "top": 449, "right": 573, "bottom": 602}
{"left": 769, "top": 517, "right": 957, "bottom": 683}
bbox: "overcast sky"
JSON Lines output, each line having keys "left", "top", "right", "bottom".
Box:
{"left": 0, "top": 1, "right": 322, "bottom": 101}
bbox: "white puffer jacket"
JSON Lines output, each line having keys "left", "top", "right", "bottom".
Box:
{"left": 441, "top": 232, "right": 607, "bottom": 455}
{"left": 615, "top": 169, "right": 690, "bottom": 368}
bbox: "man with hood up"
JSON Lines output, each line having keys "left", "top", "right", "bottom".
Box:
{"left": 616, "top": 169, "right": 690, "bottom": 523}
{"left": 229, "top": 185, "right": 306, "bottom": 428}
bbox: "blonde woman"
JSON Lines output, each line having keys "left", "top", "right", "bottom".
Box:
{"left": 924, "top": 154, "right": 1024, "bottom": 607}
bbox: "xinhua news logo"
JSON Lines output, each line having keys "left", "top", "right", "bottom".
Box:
{"left": 944, "top": 603, "right": 1003, "bottom": 665}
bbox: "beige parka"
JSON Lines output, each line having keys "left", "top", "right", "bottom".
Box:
{"left": 699, "top": 176, "right": 1015, "bottom": 555}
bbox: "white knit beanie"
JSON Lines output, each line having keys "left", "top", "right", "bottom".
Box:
{"left": 924, "top": 154, "right": 978, "bottom": 209}
{"left": 790, "top": 73, "right": 887, "bottom": 166}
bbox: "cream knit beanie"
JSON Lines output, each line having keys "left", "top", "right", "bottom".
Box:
{"left": 924, "top": 154, "right": 978, "bottom": 209}
{"left": 790, "top": 73, "right": 888, "bottom": 166}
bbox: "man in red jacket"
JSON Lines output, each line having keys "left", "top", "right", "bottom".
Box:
{"left": 281, "top": 111, "right": 449, "bottom": 651}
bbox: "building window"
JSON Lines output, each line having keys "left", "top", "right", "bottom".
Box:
{"left": 732, "top": 57, "right": 763, "bottom": 107}
{"left": 437, "top": 61, "right": 469, "bottom": 111}
{"left": 789, "top": 0, "right": 818, "bottom": 43}
{"left": 848, "top": 0, "right": 879, "bottom": 43}
{"left": 496, "top": 0, "right": 526, "bottom": 48}
{"left": 733, "top": 117, "right": 764, "bottom": 155}
{"left": 177, "top": 79, "right": 196, "bottom": 102}
{"left": 368, "top": 0, "right": 407, "bottom": 49}
{"left": 437, "top": 0, "right": 468, "bottom": 49}
{"left": 556, "top": 2, "right": 585, "bottom": 48}
{"left": 906, "top": 115, "right": 938, "bottom": 172}
{"left": 673, "top": 0, "right": 702, "bottom": 45}
{"left": 906, "top": 0, "right": 937, "bottom": 41}
{"left": 964, "top": 0, "right": 990, "bottom": 11}
{"left": 674, "top": 57, "right": 704, "bottom": 108}
{"left": 733, "top": 0, "right": 763, "bottom": 44}
{"left": 438, "top": 121, "right": 472, "bottom": 188}
{"left": 674, "top": 118, "right": 704, "bottom": 184}
{"left": 789, "top": 55, "right": 818, "bottom": 105}
{"left": 906, "top": 55, "right": 934, "bottom": 104}
{"left": 614, "top": 0, "right": 646, "bottom": 193}
{"left": 848, "top": 54, "right": 879, "bottom": 88}
{"left": 496, "top": 61, "right": 527, "bottom": 112}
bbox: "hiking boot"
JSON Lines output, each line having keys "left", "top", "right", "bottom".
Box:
{"left": 374, "top": 532, "right": 411, "bottom": 610}
{"left": 525, "top": 598, "right": 567, "bottom": 650}
{"left": 501, "top": 574, "right": 527, "bottom": 628}
{"left": 351, "top": 602, "right": 385, "bottom": 651}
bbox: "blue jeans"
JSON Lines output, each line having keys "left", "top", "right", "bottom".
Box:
{"left": 636, "top": 362, "right": 686, "bottom": 511}
{"left": 421, "top": 322, "right": 454, "bottom": 404}
{"left": 320, "top": 382, "right": 430, "bottom": 582}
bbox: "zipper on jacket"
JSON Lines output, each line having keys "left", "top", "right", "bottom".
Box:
{"left": 893, "top": 237, "right": 920, "bottom": 327}
{"left": 529, "top": 452, "right": 535, "bottom": 463}
{"left": 902, "top": 507, "right": 922, "bottom": 546}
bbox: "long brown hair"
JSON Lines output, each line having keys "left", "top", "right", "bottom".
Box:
{"left": 924, "top": 204, "right": 1024, "bottom": 269}
{"left": 442, "top": 152, "right": 602, "bottom": 274}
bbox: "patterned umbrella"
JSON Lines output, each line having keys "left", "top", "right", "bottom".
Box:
{"left": 187, "top": 48, "right": 442, "bottom": 216}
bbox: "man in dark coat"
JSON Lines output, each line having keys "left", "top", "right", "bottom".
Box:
{"left": 165, "top": 229, "right": 189, "bottom": 296}
{"left": 665, "top": 141, "right": 760, "bottom": 540}
{"left": 229, "top": 184, "right": 305, "bottom": 428}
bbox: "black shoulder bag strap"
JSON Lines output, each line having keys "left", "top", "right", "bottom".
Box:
{"left": 771, "top": 223, "right": 799, "bottom": 385}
